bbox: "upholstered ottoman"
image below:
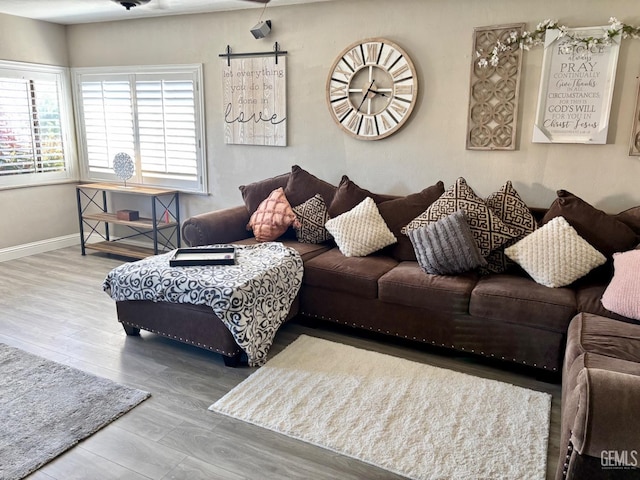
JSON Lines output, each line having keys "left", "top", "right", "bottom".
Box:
{"left": 557, "top": 313, "right": 640, "bottom": 480}
{"left": 104, "top": 243, "right": 304, "bottom": 367}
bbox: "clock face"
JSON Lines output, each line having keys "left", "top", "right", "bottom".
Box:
{"left": 326, "top": 38, "right": 418, "bottom": 140}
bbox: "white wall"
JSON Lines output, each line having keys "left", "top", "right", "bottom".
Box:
{"left": 4, "top": 0, "right": 640, "bottom": 251}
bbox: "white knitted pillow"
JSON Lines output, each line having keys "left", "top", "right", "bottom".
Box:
{"left": 325, "top": 197, "right": 397, "bottom": 257}
{"left": 504, "top": 216, "right": 606, "bottom": 288}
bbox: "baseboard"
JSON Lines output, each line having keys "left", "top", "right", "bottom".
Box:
{"left": 0, "top": 234, "right": 80, "bottom": 262}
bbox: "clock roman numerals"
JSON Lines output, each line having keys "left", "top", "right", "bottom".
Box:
{"left": 332, "top": 99, "right": 352, "bottom": 120}
{"left": 391, "top": 64, "right": 410, "bottom": 80}
{"left": 365, "top": 43, "right": 380, "bottom": 64}
{"left": 394, "top": 84, "right": 413, "bottom": 95}
{"left": 327, "top": 38, "right": 418, "bottom": 140}
{"left": 344, "top": 48, "right": 364, "bottom": 70}
{"left": 329, "top": 81, "right": 347, "bottom": 97}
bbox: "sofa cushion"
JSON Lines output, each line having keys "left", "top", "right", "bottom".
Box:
{"left": 601, "top": 250, "right": 640, "bottom": 320}
{"left": 469, "top": 274, "right": 576, "bottom": 332}
{"left": 325, "top": 197, "right": 397, "bottom": 257}
{"left": 541, "top": 190, "right": 638, "bottom": 257}
{"left": 402, "top": 177, "right": 517, "bottom": 259}
{"left": 378, "top": 262, "right": 478, "bottom": 313}
{"left": 239, "top": 172, "right": 290, "bottom": 215}
{"left": 233, "top": 237, "right": 331, "bottom": 262}
{"left": 408, "top": 210, "right": 486, "bottom": 275}
{"left": 303, "top": 247, "right": 398, "bottom": 299}
{"left": 327, "top": 175, "right": 388, "bottom": 217}
{"left": 292, "top": 194, "right": 332, "bottom": 244}
{"left": 378, "top": 181, "right": 445, "bottom": 262}
{"left": 484, "top": 180, "right": 537, "bottom": 273}
{"left": 574, "top": 283, "right": 634, "bottom": 323}
{"left": 247, "top": 187, "right": 300, "bottom": 242}
{"left": 505, "top": 216, "right": 606, "bottom": 288}
{"left": 564, "top": 313, "right": 640, "bottom": 375}
{"left": 284, "top": 165, "right": 337, "bottom": 207}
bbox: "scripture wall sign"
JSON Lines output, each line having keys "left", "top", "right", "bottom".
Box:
{"left": 223, "top": 56, "right": 286, "bottom": 146}
{"left": 533, "top": 26, "right": 620, "bottom": 144}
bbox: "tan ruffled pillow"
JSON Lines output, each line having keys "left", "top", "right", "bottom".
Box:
{"left": 247, "top": 187, "right": 300, "bottom": 242}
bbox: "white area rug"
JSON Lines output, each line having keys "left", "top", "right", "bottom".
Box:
{"left": 210, "top": 335, "right": 551, "bottom": 480}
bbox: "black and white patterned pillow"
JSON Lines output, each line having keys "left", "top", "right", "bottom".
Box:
{"left": 402, "top": 177, "right": 517, "bottom": 259}
{"left": 292, "top": 194, "right": 332, "bottom": 244}
{"left": 408, "top": 210, "right": 487, "bottom": 275}
{"left": 483, "top": 180, "right": 538, "bottom": 273}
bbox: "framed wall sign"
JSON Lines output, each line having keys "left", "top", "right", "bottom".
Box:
{"left": 533, "top": 26, "right": 620, "bottom": 144}
{"left": 223, "top": 54, "right": 286, "bottom": 146}
{"left": 629, "top": 77, "right": 640, "bottom": 156}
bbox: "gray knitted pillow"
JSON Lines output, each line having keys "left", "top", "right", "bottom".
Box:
{"left": 408, "top": 210, "right": 487, "bottom": 275}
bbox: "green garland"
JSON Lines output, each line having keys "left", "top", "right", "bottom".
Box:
{"left": 476, "top": 17, "right": 640, "bottom": 67}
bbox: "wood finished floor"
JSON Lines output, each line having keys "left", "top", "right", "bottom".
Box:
{"left": 1, "top": 246, "right": 561, "bottom": 480}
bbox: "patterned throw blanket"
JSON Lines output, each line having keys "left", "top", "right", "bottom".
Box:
{"left": 103, "top": 242, "right": 303, "bottom": 366}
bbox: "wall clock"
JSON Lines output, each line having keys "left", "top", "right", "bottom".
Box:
{"left": 326, "top": 38, "right": 418, "bottom": 140}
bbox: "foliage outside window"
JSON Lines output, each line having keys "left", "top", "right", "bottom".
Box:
{"left": 72, "top": 64, "right": 207, "bottom": 193}
{"left": 0, "top": 61, "right": 75, "bottom": 188}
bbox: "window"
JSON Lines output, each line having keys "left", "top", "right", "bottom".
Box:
{"left": 72, "top": 64, "right": 206, "bottom": 193}
{"left": 0, "top": 61, "right": 75, "bottom": 188}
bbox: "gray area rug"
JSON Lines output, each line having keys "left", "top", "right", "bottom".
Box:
{"left": 211, "top": 335, "right": 552, "bottom": 480}
{"left": 0, "top": 343, "right": 150, "bottom": 480}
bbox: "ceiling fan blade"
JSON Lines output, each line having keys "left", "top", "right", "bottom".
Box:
{"left": 241, "top": 0, "right": 271, "bottom": 3}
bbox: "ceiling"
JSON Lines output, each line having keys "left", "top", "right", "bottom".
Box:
{"left": 0, "top": 0, "right": 333, "bottom": 25}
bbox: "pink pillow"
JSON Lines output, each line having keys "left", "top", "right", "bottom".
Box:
{"left": 247, "top": 187, "right": 299, "bottom": 242}
{"left": 601, "top": 249, "right": 640, "bottom": 320}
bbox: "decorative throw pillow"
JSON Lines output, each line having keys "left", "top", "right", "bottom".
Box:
{"left": 292, "top": 194, "right": 332, "bottom": 244}
{"left": 601, "top": 249, "right": 640, "bottom": 320}
{"left": 247, "top": 187, "right": 300, "bottom": 242}
{"left": 284, "top": 165, "right": 338, "bottom": 207}
{"left": 327, "top": 175, "right": 387, "bottom": 218}
{"left": 504, "top": 216, "right": 607, "bottom": 288}
{"left": 484, "top": 180, "right": 538, "bottom": 273}
{"left": 541, "top": 190, "right": 638, "bottom": 258}
{"left": 239, "top": 172, "right": 290, "bottom": 215}
{"left": 325, "top": 197, "right": 397, "bottom": 257}
{"left": 402, "top": 177, "right": 517, "bottom": 259}
{"left": 378, "top": 181, "right": 446, "bottom": 262}
{"left": 408, "top": 210, "right": 486, "bottom": 275}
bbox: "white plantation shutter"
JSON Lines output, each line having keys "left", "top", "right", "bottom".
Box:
{"left": 0, "top": 62, "right": 74, "bottom": 187}
{"left": 81, "top": 78, "right": 135, "bottom": 174}
{"left": 73, "top": 65, "right": 206, "bottom": 193}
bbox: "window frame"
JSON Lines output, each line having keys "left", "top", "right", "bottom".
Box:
{"left": 0, "top": 60, "right": 77, "bottom": 189}
{"left": 71, "top": 64, "right": 207, "bottom": 194}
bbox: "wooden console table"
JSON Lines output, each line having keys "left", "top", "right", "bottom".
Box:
{"left": 76, "top": 182, "right": 180, "bottom": 260}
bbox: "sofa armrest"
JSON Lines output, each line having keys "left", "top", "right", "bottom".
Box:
{"left": 571, "top": 368, "right": 640, "bottom": 460}
{"left": 182, "top": 205, "right": 252, "bottom": 247}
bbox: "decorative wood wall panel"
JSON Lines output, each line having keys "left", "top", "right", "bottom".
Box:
{"left": 630, "top": 77, "right": 640, "bottom": 155}
{"left": 466, "top": 23, "right": 525, "bottom": 150}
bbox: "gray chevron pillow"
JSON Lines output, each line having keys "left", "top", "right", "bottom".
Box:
{"left": 408, "top": 210, "right": 487, "bottom": 275}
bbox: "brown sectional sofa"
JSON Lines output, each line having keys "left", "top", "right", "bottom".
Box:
{"left": 558, "top": 313, "right": 640, "bottom": 479}
{"left": 174, "top": 168, "right": 640, "bottom": 374}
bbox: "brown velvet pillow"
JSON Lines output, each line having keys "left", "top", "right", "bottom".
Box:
{"left": 284, "top": 165, "right": 338, "bottom": 208}
{"left": 327, "top": 175, "right": 387, "bottom": 218}
{"left": 378, "top": 181, "right": 446, "bottom": 261}
{"left": 541, "top": 190, "right": 638, "bottom": 257}
{"left": 239, "top": 172, "right": 290, "bottom": 215}
{"left": 616, "top": 206, "right": 640, "bottom": 237}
